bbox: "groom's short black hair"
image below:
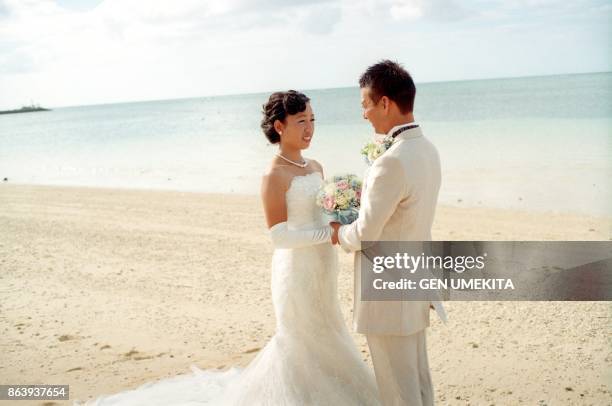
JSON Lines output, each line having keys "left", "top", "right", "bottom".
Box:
{"left": 359, "top": 60, "right": 416, "bottom": 113}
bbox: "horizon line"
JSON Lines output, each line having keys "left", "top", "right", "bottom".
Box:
{"left": 5, "top": 69, "right": 610, "bottom": 111}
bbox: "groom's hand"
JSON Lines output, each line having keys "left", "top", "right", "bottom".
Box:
{"left": 330, "top": 222, "right": 341, "bottom": 245}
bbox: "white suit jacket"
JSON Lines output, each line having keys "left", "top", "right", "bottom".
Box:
{"left": 339, "top": 124, "right": 445, "bottom": 336}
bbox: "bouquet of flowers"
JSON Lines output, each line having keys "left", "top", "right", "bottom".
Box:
{"left": 360, "top": 135, "right": 393, "bottom": 165}
{"left": 316, "top": 174, "right": 362, "bottom": 225}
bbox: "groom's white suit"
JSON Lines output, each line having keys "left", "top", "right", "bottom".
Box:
{"left": 338, "top": 123, "right": 444, "bottom": 406}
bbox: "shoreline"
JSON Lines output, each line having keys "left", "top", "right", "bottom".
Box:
{"left": 2, "top": 181, "right": 610, "bottom": 221}
{"left": 1, "top": 183, "right": 610, "bottom": 405}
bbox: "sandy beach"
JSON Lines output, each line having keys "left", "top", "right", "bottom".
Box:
{"left": 1, "top": 183, "right": 610, "bottom": 405}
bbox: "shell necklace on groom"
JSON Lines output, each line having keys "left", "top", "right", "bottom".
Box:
{"left": 276, "top": 153, "right": 309, "bottom": 168}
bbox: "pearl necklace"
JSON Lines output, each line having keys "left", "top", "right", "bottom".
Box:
{"left": 276, "top": 153, "right": 308, "bottom": 168}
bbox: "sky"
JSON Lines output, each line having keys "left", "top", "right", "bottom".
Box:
{"left": 0, "top": 0, "right": 610, "bottom": 109}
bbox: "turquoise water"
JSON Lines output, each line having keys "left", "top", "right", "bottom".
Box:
{"left": 1, "top": 72, "right": 610, "bottom": 216}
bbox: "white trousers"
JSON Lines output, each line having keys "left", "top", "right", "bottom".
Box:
{"left": 366, "top": 330, "right": 434, "bottom": 406}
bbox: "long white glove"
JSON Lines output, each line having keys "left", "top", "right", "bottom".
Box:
{"left": 269, "top": 221, "right": 332, "bottom": 249}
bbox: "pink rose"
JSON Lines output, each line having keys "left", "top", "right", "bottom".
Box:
{"left": 336, "top": 181, "right": 349, "bottom": 190}
{"left": 324, "top": 196, "right": 335, "bottom": 211}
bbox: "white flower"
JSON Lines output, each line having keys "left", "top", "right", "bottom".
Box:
{"left": 344, "top": 188, "right": 356, "bottom": 200}
{"left": 335, "top": 193, "right": 348, "bottom": 209}
{"left": 361, "top": 136, "right": 393, "bottom": 165}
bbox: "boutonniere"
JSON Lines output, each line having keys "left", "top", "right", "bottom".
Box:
{"left": 360, "top": 135, "right": 393, "bottom": 165}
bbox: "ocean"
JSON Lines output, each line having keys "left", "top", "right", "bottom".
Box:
{"left": 1, "top": 72, "right": 610, "bottom": 216}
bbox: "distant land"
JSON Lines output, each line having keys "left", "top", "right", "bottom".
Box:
{"left": 0, "top": 104, "right": 51, "bottom": 115}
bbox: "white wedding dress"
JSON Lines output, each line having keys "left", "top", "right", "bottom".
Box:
{"left": 78, "top": 172, "right": 380, "bottom": 405}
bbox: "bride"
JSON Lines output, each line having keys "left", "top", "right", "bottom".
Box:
{"left": 77, "top": 90, "right": 380, "bottom": 405}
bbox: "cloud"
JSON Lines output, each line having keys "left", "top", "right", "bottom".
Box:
{"left": 92, "top": 0, "right": 342, "bottom": 34}
{"left": 390, "top": 0, "right": 423, "bottom": 20}
{"left": 389, "top": 0, "right": 469, "bottom": 22}
{"left": 301, "top": 4, "right": 343, "bottom": 35}
{"left": 0, "top": 0, "right": 9, "bottom": 18}
{"left": 0, "top": 0, "right": 347, "bottom": 107}
{"left": 473, "top": 0, "right": 612, "bottom": 21}
{"left": 0, "top": 0, "right": 608, "bottom": 109}
{"left": 0, "top": 47, "right": 35, "bottom": 74}
{"left": 0, "top": 0, "right": 343, "bottom": 75}
{"left": 55, "top": 0, "right": 104, "bottom": 12}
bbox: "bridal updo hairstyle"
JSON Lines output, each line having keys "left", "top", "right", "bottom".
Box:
{"left": 261, "top": 90, "right": 310, "bottom": 144}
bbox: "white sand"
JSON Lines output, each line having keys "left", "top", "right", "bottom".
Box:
{"left": 1, "top": 184, "right": 610, "bottom": 405}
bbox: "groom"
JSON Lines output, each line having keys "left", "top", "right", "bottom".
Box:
{"left": 330, "top": 60, "right": 443, "bottom": 406}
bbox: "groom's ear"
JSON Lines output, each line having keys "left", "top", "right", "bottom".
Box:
{"left": 380, "top": 96, "right": 390, "bottom": 113}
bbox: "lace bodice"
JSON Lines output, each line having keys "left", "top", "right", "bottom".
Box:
{"left": 285, "top": 172, "right": 325, "bottom": 230}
